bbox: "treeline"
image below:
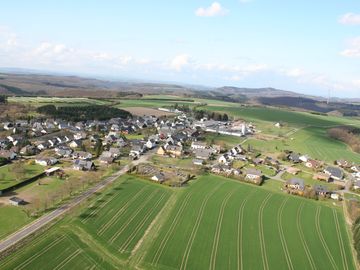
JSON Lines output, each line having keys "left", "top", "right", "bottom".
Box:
{"left": 193, "top": 110, "right": 229, "bottom": 121}
{"left": 37, "top": 105, "right": 131, "bottom": 121}
{"left": 328, "top": 127, "right": 360, "bottom": 153}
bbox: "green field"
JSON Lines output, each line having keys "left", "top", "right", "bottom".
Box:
{"left": 0, "top": 207, "right": 33, "bottom": 240}
{"left": 0, "top": 174, "right": 355, "bottom": 270}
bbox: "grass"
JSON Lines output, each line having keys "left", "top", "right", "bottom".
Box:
{"left": 0, "top": 163, "right": 44, "bottom": 190}
{"left": 0, "top": 206, "right": 33, "bottom": 239}
{"left": 0, "top": 174, "right": 355, "bottom": 269}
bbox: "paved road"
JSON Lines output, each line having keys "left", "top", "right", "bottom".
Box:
{"left": 0, "top": 153, "right": 151, "bottom": 254}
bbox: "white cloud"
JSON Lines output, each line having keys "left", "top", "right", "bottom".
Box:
{"left": 339, "top": 13, "right": 360, "bottom": 25}
{"left": 195, "top": 2, "right": 228, "bottom": 17}
{"left": 340, "top": 37, "right": 360, "bottom": 57}
{"left": 170, "top": 54, "right": 190, "bottom": 71}
{"left": 285, "top": 68, "right": 305, "bottom": 77}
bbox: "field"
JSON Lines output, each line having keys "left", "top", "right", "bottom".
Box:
{"left": 123, "top": 107, "right": 176, "bottom": 117}
{"left": 0, "top": 206, "right": 33, "bottom": 239}
{"left": 0, "top": 175, "right": 172, "bottom": 269}
{"left": 0, "top": 174, "right": 355, "bottom": 270}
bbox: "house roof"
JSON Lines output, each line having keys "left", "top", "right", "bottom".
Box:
{"left": 314, "top": 185, "right": 329, "bottom": 193}
{"left": 245, "top": 168, "right": 262, "bottom": 176}
{"left": 287, "top": 178, "right": 305, "bottom": 188}
{"left": 324, "top": 166, "right": 343, "bottom": 179}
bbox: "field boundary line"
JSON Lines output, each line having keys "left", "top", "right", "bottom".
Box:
{"left": 296, "top": 203, "right": 316, "bottom": 270}
{"left": 14, "top": 235, "right": 66, "bottom": 270}
{"left": 151, "top": 189, "right": 195, "bottom": 265}
{"left": 179, "top": 182, "right": 225, "bottom": 270}
{"left": 209, "top": 189, "right": 236, "bottom": 270}
{"left": 53, "top": 249, "right": 82, "bottom": 270}
{"left": 258, "top": 194, "right": 273, "bottom": 270}
{"left": 237, "top": 190, "right": 256, "bottom": 270}
{"left": 333, "top": 209, "right": 348, "bottom": 270}
{"left": 97, "top": 186, "right": 148, "bottom": 236}
{"left": 119, "top": 193, "right": 167, "bottom": 252}
{"left": 108, "top": 189, "right": 159, "bottom": 244}
{"left": 315, "top": 207, "right": 338, "bottom": 270}
{"left": 277, "top": 197, "right": 294, "bottom": 270}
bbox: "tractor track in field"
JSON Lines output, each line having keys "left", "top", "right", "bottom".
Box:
{"left": 209, "top": 189, "right": 236, "bottom": 270}
{"left": 296, "top": 203, "right": 316, "bottom": 270}
{"left": 258, "top": 194, "right": 273, "bottom": 270}
{"left": 14, "top": 235, "right": 66, "bottom": 270}
{"left": 151, "top": 189, "right": 194, "bottom": 265}
{"left": 333, "top": 209, "right": 349, "bottom": 270}
{"left": 108, "top": 189, "right": 159, "bottom": 244}
{"left": 315, "top": 207, "right": 337, "bottom": 270}
{"left": 179, "top": 182, "right": 225, "bottom": 270}
{"left": 53, "top": 249, "right": 82, "bottom": 270}
{"left": 82, "top": 184, "right": 126, "bottom": 224}
{"left": 277, "top": 198, "right": 294, "bottom": 270}
{"left": 119, "top": 193, "right": 167, "bottom": 252}
{"left": 97, "top": 186, "right": 149, "bottom": 236}
{"left": 237, "top": 191, "right": 256, "bottom": 270}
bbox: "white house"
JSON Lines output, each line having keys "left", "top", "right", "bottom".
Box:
{"left": 191, "top": 141, "right": 207, "bottom": 150}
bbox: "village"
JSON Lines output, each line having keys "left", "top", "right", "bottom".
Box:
{"left": 0, "top": 109, "right": 359, "bottom": 209}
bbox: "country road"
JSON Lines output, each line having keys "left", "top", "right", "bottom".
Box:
{"left": 0, "top": 152, "right": 152, "bottom": 254}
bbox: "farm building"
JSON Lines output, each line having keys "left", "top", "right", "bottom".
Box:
{"left": 9, "top": 197, "right": 25, "bottom": 206}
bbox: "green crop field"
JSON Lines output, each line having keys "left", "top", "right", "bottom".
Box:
{"left": 143, "top": 175, "right": 355, "bottom": 270}
{"left": 1, "top": 174, "right": 355, "bottom": 270}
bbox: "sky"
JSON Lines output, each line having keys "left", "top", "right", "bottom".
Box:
{"left": 0, "top": 1, "right": 360, "bottom": 98}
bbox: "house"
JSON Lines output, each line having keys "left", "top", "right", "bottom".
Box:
{"left": 314, "top": 185, "right": 329, "bottom": 196}
{"left": 99, "top": 156, "right": 114, "bottom": 164}
{"left": 288, "top": 153, "right": 300, "bottom": 163}
{"left": 20, "top": 145, "right": 39, "bottom": 156}
{"left": 55, "top": 148, "right": 73, "bottom": 158}
{"left": 151, "top": 173, "right": 166, "bottom": 183}
{"left": 299, "top": 155, "right": 310, "bottom": 163}
{"left": 109, "top": 147, "right": 121, "bottom": 158}
{"left": 285, "top": 178, "right": 305, "bottom": 191}
{"left": 286, "top": 167, "right": 301, "bottom": 175}
{"left": 193, "top": 159, "right": 204, "bottom": 166}
{"left": 313, "top": 173, "right": 331, "bottom": 182}
{"left": 351, "top": 165, "right": 360, "bottom": 173}
{"left": 245, "top": 169, "right": 263, "bottom": 183}
{"left": 35, "top": 157, "right": 58, "bottom": 166}
{"left": 157, "top": 146, "right": 166, "bottom": 156}
{"left": 145, "top": 139, "right": 157, "bottom": 149}
{"left": 72, "top": 151, "right": 92, "bottom": 160}
{"left": 330, "top": 193, "right": 340, "bottom": 200}
{"left": 218, "top": 154, "right": 233, "bottom": 165}
{"left": 336, "top": 159, "right": 351, "bottom": 168}
{"left": 194, "top": 149, "right": 213, "bottom": 160}
{"left": 305, "top": 159, "right": 321, "bottom": 169}
{"left": 0, "top": 150, "right": 17, "bottom": 160}
{"left": 69, "top": 140, "right": 82, "bottom": 149}
{"left": 324, "top": 166, "right": 343, "bottom": 181}
{"left": 191, "top": 141, "right": 207, "bottom": 150}
{"left": 73, "top": 160, "right": 95, "bottom": 171}
{"left": 353, "top": 180, "right": 360, "bottom": 190}
{"left": 165, "top": 145, "right": 183, "bottom": 158}
{"left": 9, "top": 197, "right": 25, "bottom": 206}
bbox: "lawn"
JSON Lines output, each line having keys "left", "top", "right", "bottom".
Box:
{"left": 0, "top": 163, "right": 44, "bottom": 190}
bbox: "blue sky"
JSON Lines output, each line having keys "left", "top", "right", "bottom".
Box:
{"left": 0, "top": 0, "right": 360, "bottom": 97}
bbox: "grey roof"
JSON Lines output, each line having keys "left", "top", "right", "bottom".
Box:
{"left": 324, "top": 166, "right": 343, "bottom": 179}
{"left": 245, "top": 168, "right": 262, "bottom": 176}
{"left": 288, "top": 178, "right": 305, "bottom": 188}
{"left": 314, "top": 185, "right": 329, "bottom": 193}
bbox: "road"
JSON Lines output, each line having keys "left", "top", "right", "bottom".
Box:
{"left": 0, "top": 152, "right": 151, "bottom": 254}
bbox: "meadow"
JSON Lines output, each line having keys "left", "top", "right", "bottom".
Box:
{"left": 0, "top": 174, "right": 355, "bottom": 270}
{"left": 0, "top": 163, "right": 44, "bottom": 190}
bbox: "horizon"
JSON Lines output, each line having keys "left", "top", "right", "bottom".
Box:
{"left": 0, "top": 1, "right": 360, "bottom": 98}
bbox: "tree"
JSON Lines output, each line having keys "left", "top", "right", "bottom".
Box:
{"left": 12, "top": 164, "right": 26, "bottom": 182}
{"left": 223, "top": 113, "right": 229, "bottom": 121}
